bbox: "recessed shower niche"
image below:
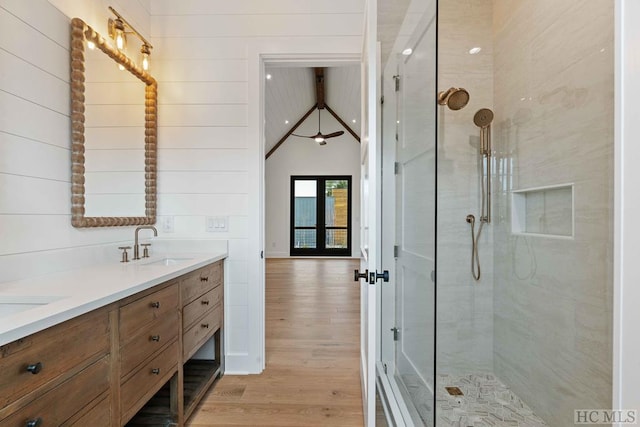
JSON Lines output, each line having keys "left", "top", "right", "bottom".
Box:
{"left": 511, "top": 184, "right": 574, "bottom": 238}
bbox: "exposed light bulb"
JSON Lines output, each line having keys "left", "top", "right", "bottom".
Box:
{"left": 352, "top": 119, "right": 357, "bottom": 123}
{"left": 285, "top": 120, "right": 289, "bottom": 124}
{"left": 87, "top": 41, "right": 96, "bottom": 50}
{"left": 469, "top": 47, "right": 482, "bottom": 55}
{"left": 402, "top": 48, "right": 413, "bottom": 56}
{"left": 266, "top": 74, "right": 272, "bottom": 80}
{"left": 141, "top": 44, "right": 151, "bottom": 71}
{"left": 315, "top": 136, "right": 325, "bottom": 143}
{"left": 116, "top": 33, "right": 125, "bottom": 50}
{"left": 118, "top": 64, "right": 125, "bottom": 71}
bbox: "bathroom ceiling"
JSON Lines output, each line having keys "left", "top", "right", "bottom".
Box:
{"left": 378, "top": 0, "right": 412, "bottom": 66}
{"left": 265, "top": 65, "right": 361, "bottom": 153}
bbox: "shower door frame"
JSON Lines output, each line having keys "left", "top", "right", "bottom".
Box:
{"left": 376, "top": 1, "right": 439, "bottom": 425}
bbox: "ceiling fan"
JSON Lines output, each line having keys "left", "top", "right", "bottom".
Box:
{"left": 292, "top": 107, "right": 344, "bottom": 145}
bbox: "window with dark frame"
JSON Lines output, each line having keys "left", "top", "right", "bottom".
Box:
{"left": 290, "top": 176, "right": 352, "bottom": 256}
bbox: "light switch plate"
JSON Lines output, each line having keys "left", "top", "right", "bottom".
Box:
{"left": 206, "top": 216, "right": 228, "bottom": 232}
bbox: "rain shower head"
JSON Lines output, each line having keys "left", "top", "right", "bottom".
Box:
{"left": 438, "top": 87, "right": 470, "bottom": 110}
{"left": 473, "top": 108, "right": 494, "bottom": 128}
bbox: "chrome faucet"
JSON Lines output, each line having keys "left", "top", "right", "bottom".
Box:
{"left": 133, "top": 225, "right": 158, "bottom": 260}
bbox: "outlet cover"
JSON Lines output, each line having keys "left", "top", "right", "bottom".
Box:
{"left": 161, "top": 216, "right": 174, "bottom": 233}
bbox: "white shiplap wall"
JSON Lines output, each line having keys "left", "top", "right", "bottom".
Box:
{"left": 0, "top": 0, "right": 151, "bottom": 281}
{"left": 149, "top": 0, "right": 364, "bottom": 373}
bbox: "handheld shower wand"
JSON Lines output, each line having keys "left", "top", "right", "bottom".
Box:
{"left": 468, "top": 108, "right": 494, "bottom": 281}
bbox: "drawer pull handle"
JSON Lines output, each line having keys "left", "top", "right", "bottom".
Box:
{"left": 151, "top": 368, "right": 161, "bottom": 375}
{"left": 26, "top": 362, "right": 43, "bottom": 375}
{"left": 201, "top": 323, "right": 209, "bottom": 329}
{"left": 200, "top": 276, "right": 209, "bottom": 282}
{"left": 26, "top": 418, "right": 42, "bottom": 427}
{"left": 150, "top": 301, "right": 161, "bottom": 309}
{"left": 201, "top": 300, "right": 210, "bottom": 305}
{"left": 150, "top": 335, "right": 161, "bottom": 342}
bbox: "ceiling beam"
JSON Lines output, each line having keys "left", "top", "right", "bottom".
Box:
{"left": 265, "top": 104, "right": 318, "bottom": 159}
{"left": 325, "top": 104, "right": 361, "bottom": 143}
{"left": 315, "top": 67, "right": 325, "bottom": 109}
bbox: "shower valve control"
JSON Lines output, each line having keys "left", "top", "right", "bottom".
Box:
{"left": 369, "top": 270, "right": 390, "bottom": 284}
{"left": 354, "top": 269, "right": 368, "bottom": 282}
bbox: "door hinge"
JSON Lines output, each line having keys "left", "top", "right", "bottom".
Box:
{"left": 394, "top": 162, "right": 400, "bottom": 175}
{"left": 394, "top": 245, "right": 399, "bottom": 258}
{"left": 393, "top": 75, "right": 400, "bottom": 92}
{"left": 260, "top": 250, "right": 264, "bottom": 259}
{"left": 381, "top": 95, "right": 384, "bottom": 105}
{"left": 383, "top": 363, "right": 388, "bottom": 374}
{"left": 391, "top": 327, "right": 399, "bottom": 341}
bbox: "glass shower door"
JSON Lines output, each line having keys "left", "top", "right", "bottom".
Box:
{"left": 379, "top": 2, "right": 437, "bottom": 425}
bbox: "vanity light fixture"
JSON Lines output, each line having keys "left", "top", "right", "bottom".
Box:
{"left": 108, "top": 16, "right": 126, "bottom": 50}
{"left": 141, "top": 43, "right": 151, "bottom": 71}
{"left": 107, "top": 6, "right": 153, "bottom": 71}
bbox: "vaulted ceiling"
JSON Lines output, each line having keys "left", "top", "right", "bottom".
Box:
{"left": 264, "top": 65, "right": 361, "bottom": 154}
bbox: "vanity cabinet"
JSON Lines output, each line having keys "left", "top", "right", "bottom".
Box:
{"left": 0, "top": 259, "right": 225, "bottom": 427}
{"left": 181, "top": 263, "right": 223, "bottom": 360}
{"left": 180, "top": 262, "right": 224, "bottom": 419}
{"left": 0, "top": 307, "right": 111, "bottom": 426}
{"left": 119, "top": 284, "right": 180, "bottom": 424}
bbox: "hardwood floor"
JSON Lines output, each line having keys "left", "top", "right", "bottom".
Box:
{"left": 187, "top": 258, "right": 364, "bottom": 426}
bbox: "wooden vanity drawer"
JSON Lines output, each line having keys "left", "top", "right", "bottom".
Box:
{"left": 181, "top": 262, "right": 222, "bottom": 305}
{"left": 182, "top": 286, "right": 222, "bottom": 331}
{"left": 121, "top": 340, "right": 178, "bottom": 424}
{"left": 0, "top": 355, "right": 110, "bottom": 427}
{"left": 183, "top": 304, "right": 221, "bottom": 360}
{"left": 119, "top": 284, "right": 178, "bottom": 343}
{"left": 120, "top": 310, "right": 179, "bottom": 378}
{"left": 65, "top": 395, "right": 111, "bottom": 427}
{"left": 0, "top": 308, "right": 109, "bottom": 408}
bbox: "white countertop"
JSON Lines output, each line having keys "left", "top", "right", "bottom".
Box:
{"left": 0, "top": 249, "right": 227, "bottom": 347}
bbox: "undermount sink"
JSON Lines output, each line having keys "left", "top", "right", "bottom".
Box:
{"left": 0, "top": 296, "right": 64, "bottom": 318}
{"left": 141, "top": 257, "right": 193, "bottom": 266}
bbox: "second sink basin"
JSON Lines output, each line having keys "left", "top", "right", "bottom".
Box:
{"left": 0, "top": 295, "right": 64, "bottom": 318}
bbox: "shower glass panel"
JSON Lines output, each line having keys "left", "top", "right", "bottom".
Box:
{"left": 378, "top": 1, "right": 437, "bottom": 425}
{"left": 378, "top": 0, "right": 613, "bottom": 425}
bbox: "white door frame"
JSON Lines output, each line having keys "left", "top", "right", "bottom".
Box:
{"left": 614, "top": 0, "right": 640, "bottom": 420}
{"left": 246, "top": 41, "right": 360, "bottom": 374}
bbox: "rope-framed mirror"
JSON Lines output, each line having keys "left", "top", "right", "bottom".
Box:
{"left": 70, "top": 17, "right": 157, "bottom": 227}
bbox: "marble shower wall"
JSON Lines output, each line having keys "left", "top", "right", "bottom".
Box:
{"left": 436, "top": 0, "right": 494, "bottom": 374}
{"left": 491, "top": 1, "right": 614, "bottom": 425}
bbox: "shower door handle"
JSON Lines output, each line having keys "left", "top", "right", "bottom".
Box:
{"left": 369, "top": 270, "right": 389, "bottom": 284}
{"left": 354, "top": 269, "right": 368, "bottom": 282}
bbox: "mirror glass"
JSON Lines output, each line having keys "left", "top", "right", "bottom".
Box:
{"left": 84, "top": 46, "right": 146, "bottom": 217}
{"left": 70, "top": 18, "right": 157, "bottom": 227}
